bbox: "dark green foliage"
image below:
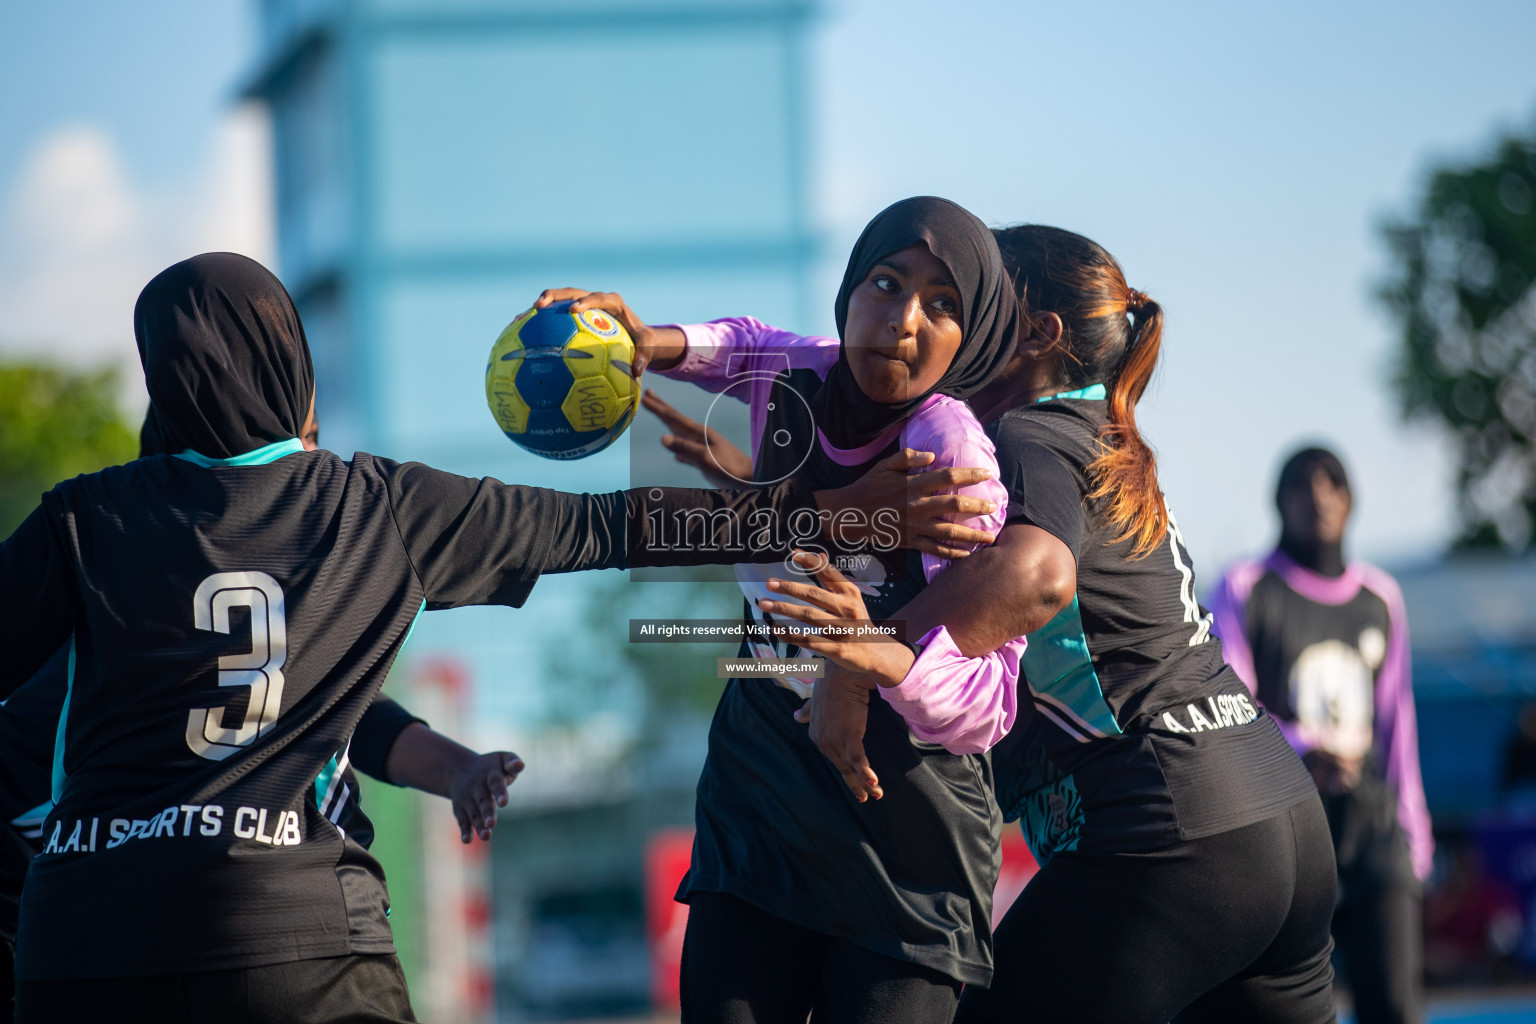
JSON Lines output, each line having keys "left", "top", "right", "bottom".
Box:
{"left": 1379, "top": 124, "right": 1536, "bottom": 550}
{"left": 0, "top": 361, "right": 138, "bottom": 538}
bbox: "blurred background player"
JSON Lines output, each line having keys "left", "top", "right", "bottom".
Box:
{"left": 1211, "top": 446, "right": 1433, "bottom": 1024}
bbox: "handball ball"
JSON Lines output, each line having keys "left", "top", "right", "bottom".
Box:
{"left": 484, "top": 300, "right": 641, "bottom": 460}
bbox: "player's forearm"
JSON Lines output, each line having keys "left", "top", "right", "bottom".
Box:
{"left": 893, "top": 525, "right": 1075, "bottom": 657}
{"left": 351, "top": 695, "right": 425, "bottom": 781}
{"left": 642, "top": 325, "right": 687, "bottom": 373}
{"left": 623, "top": 478, "right": 821, "bottom": 568}
{"left": 535, "top": 479, "right": 827, "bottom": 574}
{"left": 411, "top": 476, "right": 827, "bottom": 597}
{"left": 382, "top": 722, "right": 478, "bottom": 799}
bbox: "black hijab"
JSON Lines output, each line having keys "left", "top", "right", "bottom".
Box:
{"left": 135, "top": 253, "right": 314, "bottom": 460}
{"left": 1276, "top": 446, "right": 1351, "bottom": 577}
{"left": 812, "top": 196, "right": 1020, "bottom": 449}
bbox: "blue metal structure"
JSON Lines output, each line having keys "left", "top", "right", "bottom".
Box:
{"left": 247, "top": 0, "right": 819, "bottom": 717}
{"left": 249, "top": 0, "right": 816, "bottom": 458}
{"left": 246, "top": 1, "right": 820, "bottom": 1016}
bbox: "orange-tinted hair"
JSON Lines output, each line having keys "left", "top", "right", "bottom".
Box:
{"left": 992, "top": 225, "right": 1168, "bottom": 556}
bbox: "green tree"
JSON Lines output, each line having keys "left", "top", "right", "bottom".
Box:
{"left": 0, "top": 361, "right": 138, "bottom": 538}
{"left": 1379, "top": 122, "right": 1536, "bottom": 550}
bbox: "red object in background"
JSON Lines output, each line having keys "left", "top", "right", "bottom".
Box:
{"left": 644, "top": 828, "right": 1039, "bottom": 1009}
{"left": 409, "top": 655, "right": 494, "bottom": 1021}
{"left": 992, "top": 831, "right": 1039, "bottom": 927}
{"left": 645, "top": 829, "right": 695, "bottom": 1009}
{"left": 414, "top": 656, "right": 471, "bottom": 704}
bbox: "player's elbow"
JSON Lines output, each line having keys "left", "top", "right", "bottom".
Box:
{"left": 1035, "top": 560, "right": 1076, "bottom": 618}
{"left": 1010, "top": 548, "right": 1077, "bottom": 636}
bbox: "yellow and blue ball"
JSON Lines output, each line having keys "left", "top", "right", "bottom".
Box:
{"left": 484, "top": 300, "right": 641, "bottom": 460}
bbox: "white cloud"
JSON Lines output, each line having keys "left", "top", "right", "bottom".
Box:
{"left": 0, "top": 125, "right": 150, "bottom": 364}
{"left": 0, "top": 106, "right": 274, "bottom": 412}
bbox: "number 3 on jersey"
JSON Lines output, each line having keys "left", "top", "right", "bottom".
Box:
{"left": 186, "top": 571, "right": 288, "bottom": 761}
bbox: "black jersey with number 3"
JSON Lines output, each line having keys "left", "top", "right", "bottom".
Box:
{"left": 0, "top": 650, "right": 421, "bottom": 950}
{"left": 986, "top": 396, "right": 1315, "bottom": 863}
{"left": 0, "top": 445, "right": 810, "bottom": 979}
{"left": 0, "top": 449, "right": 620, "bottom": 977}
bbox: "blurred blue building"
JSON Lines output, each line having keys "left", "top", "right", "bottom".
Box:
{"left": 1400, "top": 554, "right": 1536, "bottom": 828}
{"left": 1396, "top": 554, "right": 1536, "bottom": 980}
{"left": 247, "top": 0, "right": 819, "bottom": 1018}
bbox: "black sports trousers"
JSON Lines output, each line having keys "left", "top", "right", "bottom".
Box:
{"left": 957, "top": 796, "right": 1338, "bottom": 1024}
{"left": 15, "top": 953, "right": 415, "bottom": 1024}
{"left": 1323, "top": 777, "right": 1423, "bottom": 1024}
{"left": 681, "top": 891, "right": 963, "bottom": 1024}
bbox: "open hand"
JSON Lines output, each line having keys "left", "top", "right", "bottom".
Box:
{"left": 642, "top": 390, "right": 755, "bottom": 486}
{"left": 794, "top": 663, "right": 882, "bottom": 802}
{"left": 758, "top": 550, "right": 916, "bottom": 687}
{"left": 449, "top": 750, "right": 525, "bottom": 844}
{"left": 817, "top": 448, "right": 997, "bottom": 559}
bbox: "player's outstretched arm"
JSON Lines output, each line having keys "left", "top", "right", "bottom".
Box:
{"left": 380, "top": 450, "right": 994, "bottom": 609}
{"left": 534, "top": 289, "right": 831, "bottom": 384}
{"left": 383, "top": 458, "right": 810, "bottom": 594}
{"left": 352, "top": 695, "right": 524, "bottom": 843}
{"left": 384, "top": 722, "right": 525, "bottom": 844}
{"left": 644, "top": 392, "right": 998, "bottom": 558}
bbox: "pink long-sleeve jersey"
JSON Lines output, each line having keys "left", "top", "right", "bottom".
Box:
{"left": 660, "top": 316, "right": 1024, "bottom": 754}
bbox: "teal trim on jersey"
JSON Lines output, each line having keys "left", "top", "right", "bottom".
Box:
{"left": 1024, "top": 597, "right": 1122, "bottom": 738}
{"left": 51, "top": 636, "right": 76, "bottom": 804}
{"left": 312, "top": 603, "right": 425, "bottom": 810}
{"left": 401, "top": 600, "right": 426, "bottom": 649}
{"left": 315, "top": 754, "right": 341, "bottom": 806}
{"left": 174, "top": 438, "right": 305, "bottom": 468}
{"left": 1036, "top": 383, "right": 1107, "bottom": 403}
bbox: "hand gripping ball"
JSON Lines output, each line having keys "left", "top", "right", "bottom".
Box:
{"left": 484, "top": 300, "right": 641, "bottom": 459}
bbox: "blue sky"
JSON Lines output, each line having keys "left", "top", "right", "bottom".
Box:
{"left": 0, "top": 3, "right": 250, "bottom": 189}
{"left": 0, "top": 1, "right": 265, "bottom": 374}
{"left": 3, "top": 0, "right": 1536, "bottom": 577}
{"left": 806, "top": 0, "right": 1536, "bottom": 570}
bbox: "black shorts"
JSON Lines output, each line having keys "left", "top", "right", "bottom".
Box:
{"left": 958, "top": 796, "right": 1338, "bottom": 1024}
{"left": 681, "top": 891, "right": 963, "bottom": 1024}
{"left": 15, "top": 953, "right": 416, "bottom": 1024}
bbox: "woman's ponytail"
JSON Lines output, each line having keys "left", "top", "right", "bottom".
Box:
{"left": 1087, "top": 288, "right": 1168, "bottom": 556}
{"left": 993, "top": 226, "right": 1169, "bottom": 557}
